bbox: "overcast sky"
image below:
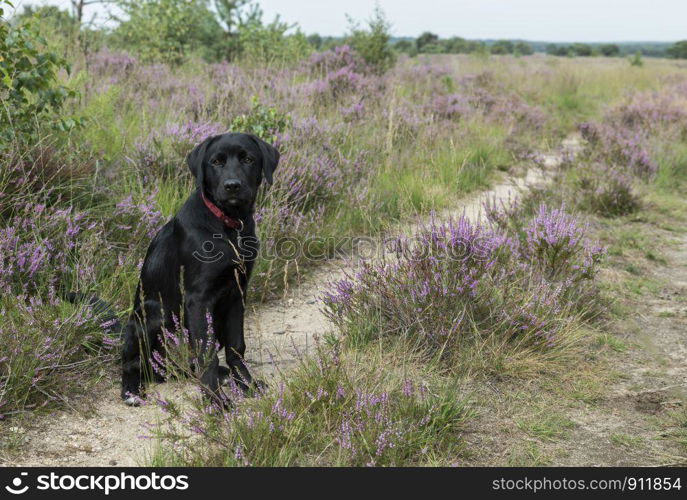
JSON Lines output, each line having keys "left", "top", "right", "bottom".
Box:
{"left": 17, "top": 0, "right": 687, "bottom": 42}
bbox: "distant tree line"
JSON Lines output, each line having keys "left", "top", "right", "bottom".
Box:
{"left": 10, "top": 1, "right": 687, "bottom": 64}
{"left": 388, "top": 32, "right": 534, "bottom": 56}
{"left": 667, "top": 41, "right": 687, "bottom": 59}
{"left": 545, "top": 43, "right": 614, "bottom": 57}
{"left": 386, "top": 35, "right": 687, "bottom": 59}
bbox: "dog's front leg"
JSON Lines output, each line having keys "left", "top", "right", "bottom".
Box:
{"left": 185, "top": 294, "right": 226, "bottom": 407}
{"left": 223, "top": 298, "right": 253, "bottom": 391}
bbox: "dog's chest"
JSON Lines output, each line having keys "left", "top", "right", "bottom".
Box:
{"left": 190, "top": 230, "right": 257, "bottom": 270}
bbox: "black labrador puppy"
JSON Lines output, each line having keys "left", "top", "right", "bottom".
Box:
{"left": 121, "top": 132, "right": 279, "bottom": 406}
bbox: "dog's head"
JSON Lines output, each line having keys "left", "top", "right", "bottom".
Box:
{"left": 186, "top": 132, "right": 280, "bottom": 211}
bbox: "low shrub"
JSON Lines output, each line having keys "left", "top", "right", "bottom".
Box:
{"left": 150, "top": 344, "right": 470, "bottom": 466}
{"left": 575, "top": 167, "right": 641, "bottom": 217}
{"left": 0, "top": 289, "right": 118, "bottom": 418}
{"left": 324, "top": 204, "right": 604, "bottom": 358}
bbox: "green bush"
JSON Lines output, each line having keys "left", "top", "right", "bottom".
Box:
{"left": 416, "top": 31, "right": 439, "bottom": 52}
{"left": 576, "top": 170, "right": 641, "bottom": 217}
{"left": 345, "top": 6, "right": 396, "bottom": 74}
{"left": 236, "top": 18, "right": 311, "bottom": 66}
{"left": 0, "top": 1, "right": 80, "bottom": 148}
{"left": 113, "top": 0, "right": 226, "bottom": 64}
{"left": 600, "top": 44, "right": 620, "bottom": 57}
{"left": 629, "top": 51, "right": 643, "bottom": 67}
{"left": 667, "top": 40, "right": 687, "bottom": 59}
{"left": 230, "top": 96, "right": 291, "bottom": 144}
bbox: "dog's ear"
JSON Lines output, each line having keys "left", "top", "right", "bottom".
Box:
{"left": 186, "top": 135, "right": 217, "bottom": 190}
{"left": 247, "top": 134, "right": 280, "bottom": 185}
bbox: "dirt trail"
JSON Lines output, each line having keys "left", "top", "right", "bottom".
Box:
{"left": 4, "top": 139, "right": 577, "bottom": 467}
{"left": 553, "top": 231, "right": 687, "bottom": 466}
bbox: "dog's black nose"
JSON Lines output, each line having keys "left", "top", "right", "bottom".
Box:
{"left": 224, "top": 180, "right": 241, "bottom": 192}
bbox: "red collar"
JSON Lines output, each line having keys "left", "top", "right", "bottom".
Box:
{"left": 201, "top": 192, "right": 243, "bottom": 230}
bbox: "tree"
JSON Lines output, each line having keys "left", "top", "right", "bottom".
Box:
{"left": 629, "top": 51, "right": 643, "bottom": 66}
{"left": 416, "top": 31, "right": 438, "bottom": 52}
{"left": 490, "top": 40, "right": 513, "bottom": 55}
{"left": 307, "top": 33, "right": 323, "bottom": 49}
{"left": 571, "top": 43, "right": 592, "bottom": 56}
{"left": 15, "top": 5, "right": 79, "bottom": 39}
{"left": 599, "top": 43, "right": 620, "bottom": 57}
{"left": 443, "top": 36, "right": 467, "bottom": 53}
{"left": 667, "top": 40, "right": 687, "bottom": 59}
{"left": 547, "top": 44, "right": 570, "bottom": 56}
{"left": 346, "top": 5, "right": 396, "bottom": 73}
{"left": 113, "top": 0, "right": 225, "bottom": 63}
{"left": 464, "top": 40, "right": 486, "bottom": 54}
{"left": 70, "top": 0, "right": 116, "bottom": 24}
{"left": 394, "top": 39, "right": 417, "bottom": 56}
{"left": 394, "top": 39, "right": 412, "bottom": 51}
{"left": 421, "top": 43, "right": 444, "bottom": 54}
{"left": 213, "top": 0, "right": 254, "bottom": 32}
{"left": 1, "top": 1, "right": 81, "bottom": 147}
{"left": 237, "top": 15, "right": 311, "bottom": 65}
{"left": 514, "top": 41, "right": 533, "bottom": 55}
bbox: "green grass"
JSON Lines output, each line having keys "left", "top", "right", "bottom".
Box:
{"left": 595, "top": 333, "right": 627, "bottom": 352}
{"left": 507, "top": 441, "right": 552, "bottom": 466}
{"left": 516, "top": 412, "right": 577, "bottom": 442}
{"left": 610, "top": 433, "right": 644, "bottom": 448}
{"left": 369, "top": 122, "right": 510, "bottom": 218}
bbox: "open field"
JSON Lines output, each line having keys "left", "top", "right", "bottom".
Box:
{"left": 2, "top": 15, "right": 687, "bottom": 466}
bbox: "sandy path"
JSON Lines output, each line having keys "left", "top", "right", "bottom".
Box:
{"left": 553, "top": 230, "right": 687, "bottom": 466}
{"left": 4, "top": 139, "right": 577, "bottom": 467}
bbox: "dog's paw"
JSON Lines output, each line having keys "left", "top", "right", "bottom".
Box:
{"left": 123, "top": 395, "right": 143, "bottom": 407}
{"left": 253, "top": 379, "right": 268, "bottom": 393}
{"left": 218, "top": 365, "right": 234, "bottom": 386}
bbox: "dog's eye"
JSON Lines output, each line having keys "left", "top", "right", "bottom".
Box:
{"left": 211, "top": 158, "right": 224, "bottom": 167}
{"left": 242, "top": 156, "right": 254, "bottom": 165}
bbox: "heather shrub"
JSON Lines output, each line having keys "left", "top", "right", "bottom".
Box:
{"left": 134, "top": 120, "right": 226, "bottom": 178}
{"left": 578, "top": 121, "right": 657, "bottom": 178}
{"left": 0, "top": 203, "right": 104, "bottom": 295}
{"left": 0, "top": 295, "right": 118, "bottom": 417}
{"left": 575, "top": 167, "right": 641, "bottom": 217}
{"left": 150, "top": 345, "right": 470, "bottom": 466}
{"left": 608, "top": 93, "right": 687, "bottom": 134}
{"left": 0, "top": 178, "right": 168, "bottom": 417}
{"left": 304, "top": 64, "right": 367, "bottom": 103}
{"left": 324, "top": 205, "right": 604, "bottom": 358}
{"left": 577, "top": 83, "right": 687, "bottom": 184}
{"left": 304, "top": 45, "right": 364, "bottom": 77}
{"left": 271, "top": 117, "right": 367, "bottom": 209}
{"left": 520, "top": 204, "right": 604, "bottom": 283}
